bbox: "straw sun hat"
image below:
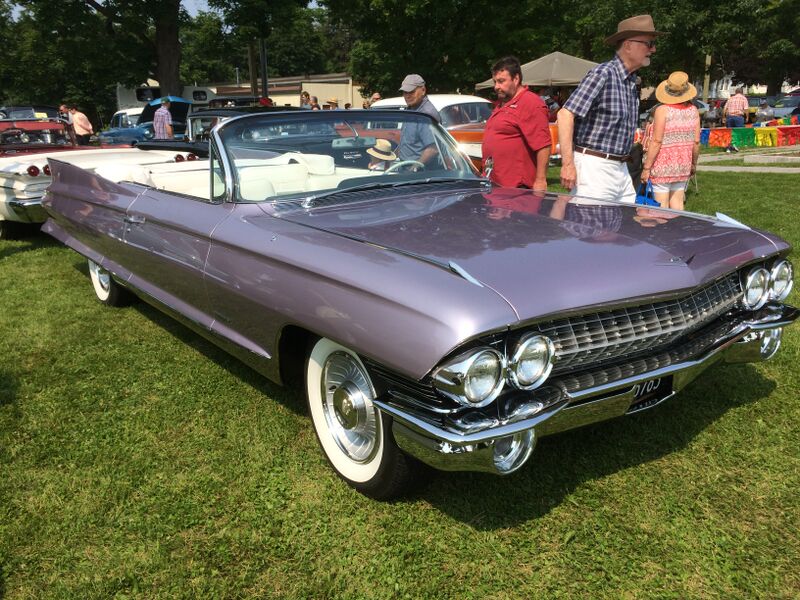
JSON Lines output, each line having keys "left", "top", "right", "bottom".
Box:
{"left": 655, "top": 71, "right": 697, "bottom": 104}
{"left": 367, "top": 139, "right": 396, "bottom": 161}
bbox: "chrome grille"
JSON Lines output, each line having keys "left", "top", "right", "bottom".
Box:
{"left": 537, "top": 273, "right": 741, "bottom": 373}
{"left": 554, "top": 319, "right": 738, "bottom": 395}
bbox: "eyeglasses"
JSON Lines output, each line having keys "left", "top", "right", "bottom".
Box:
{"left": 628, "top": 39, "right": 657, "bottom": 49}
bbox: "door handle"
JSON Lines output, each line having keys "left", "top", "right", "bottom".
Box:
{"left": 124, "top": 215, "right": 146, "bottom": 224}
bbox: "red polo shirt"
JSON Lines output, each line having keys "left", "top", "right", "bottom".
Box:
{"left": 482, "top": 88, "right": 551, "bottom": 188}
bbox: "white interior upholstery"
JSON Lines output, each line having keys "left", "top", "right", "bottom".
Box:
{"left": 95, "top": 153, "right": 379, "bottom": 200}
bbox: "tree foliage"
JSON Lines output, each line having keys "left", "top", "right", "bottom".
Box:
{"left": 2, "top": 0, "right": 797, "bottom": 128}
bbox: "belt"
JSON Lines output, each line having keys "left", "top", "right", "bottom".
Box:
{"left": 575, "top": 146, "right": 630, "bottom": 162}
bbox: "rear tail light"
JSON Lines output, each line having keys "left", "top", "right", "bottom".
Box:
{"left": 187, "top": 153, "right": 197, "bottom": 161}
{"left": 174, "top": 154, "right": 185, "bottom": 162}
{"left": 43, "top": 164, "right": 51, "bottom": 176}
{"left": 27, "top": 165, "right": 40, "bottom": 177}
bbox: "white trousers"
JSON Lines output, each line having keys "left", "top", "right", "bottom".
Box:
{"left": 572, "top": 152, "right": 636, "bottom": 204}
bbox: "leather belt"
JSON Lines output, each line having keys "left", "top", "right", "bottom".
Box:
{"left": 575, "top": 146, "right": 630, "bottom": 162}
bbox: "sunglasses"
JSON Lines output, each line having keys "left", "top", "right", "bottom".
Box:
{"left": 629, "top": 39, "right": 657, "bottom": 49}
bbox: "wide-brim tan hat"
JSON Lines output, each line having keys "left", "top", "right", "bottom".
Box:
{"left": 367, "top": 139, "right": 396, "bottom": 161}
{"left": 605, "top": 14, "right": 667, "bottom": 45}
{"left": 655, "top": 71, "right": 697, "bottom": 104}
{"left": 327, "top": 97, "right": 338, "bottom": 104}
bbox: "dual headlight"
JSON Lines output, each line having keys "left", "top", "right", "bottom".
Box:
{"left": 432, "top": 334, "right": 556, "bottom": 407}
{"left": 742, "top": 260, "right": 793, "bottom": 310}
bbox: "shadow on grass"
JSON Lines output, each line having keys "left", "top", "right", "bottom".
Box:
{"left": 0, "top": 227, "right": 59, "bottom": 260}
{"left": 0, "top": 561, "right": 5, "bottom": 599}
{"left": 414, "top": 363, "right": 776, "bottom": 528}
{"left": 68, "top": 258, "right": 306, "bottom": 416}
{"left": 0, "top": 370, "right": 17, "bottom": 409}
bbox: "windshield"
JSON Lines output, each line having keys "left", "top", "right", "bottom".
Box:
{"left": 439, "top": 102, "right": 493, "bottom": 127}
{"left": 216, "top": 111, "right": 479, "bottom": 204}
{"left": 775, "top": 96, "right": 800, "bottom": 108}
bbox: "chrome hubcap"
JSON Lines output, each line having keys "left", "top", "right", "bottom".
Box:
{"left": 321, "top": 351, "right": 378, "bottom": 463}
{"left": 89, "top": 261, "right": 110, "bottom": 292}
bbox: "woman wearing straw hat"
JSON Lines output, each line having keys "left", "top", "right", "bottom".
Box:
{"left": 367, "top": 138, "right": 397, "bottom": 171}
{"left": 641, "top": 71, "right": 701, "bottom": 210}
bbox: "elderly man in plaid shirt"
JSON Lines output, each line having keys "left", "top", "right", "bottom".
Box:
{"left": 153, "top": 97, "right": 174, "bottom": 139}
{"left": 723, "top": 87, "right": 748, "bottom": 152}
{"left": 558, "top": 15, "right": 666, "bottom": 203}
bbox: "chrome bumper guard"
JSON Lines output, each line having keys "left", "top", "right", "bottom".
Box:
{"left": 7, "top": 198, "right": 47, "bottom": 223}
{"left": 375, "top": 304, "right": 798, "bottom": 476}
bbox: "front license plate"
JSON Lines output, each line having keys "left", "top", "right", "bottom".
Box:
{"left": 628, "top": 375, "right": 674, "bottom": 413}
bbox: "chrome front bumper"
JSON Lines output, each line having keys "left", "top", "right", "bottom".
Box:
{"left": 375, "top": 305, "right": 798, "bottom": 475}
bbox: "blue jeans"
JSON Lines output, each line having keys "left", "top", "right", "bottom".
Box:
{"left": 726, "top": 115, "right": 745, "bottom": 128}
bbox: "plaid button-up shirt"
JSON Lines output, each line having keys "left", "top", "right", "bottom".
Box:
{"left": 724, "top": 93, "right": 748, "bottom": 116}
{"left": 563, "top": 55, "right": 639, "bottom": 156}
{"left": 153, "top": 106, "right": 173, "bottom": 139}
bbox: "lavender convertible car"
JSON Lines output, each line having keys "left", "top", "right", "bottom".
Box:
{"left": 41, "top": 110, "right": 797, "bottom": 499}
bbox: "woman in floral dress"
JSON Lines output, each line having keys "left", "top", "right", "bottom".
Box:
{"left": 641, "top": 72, "right": 701, "bottom": 210}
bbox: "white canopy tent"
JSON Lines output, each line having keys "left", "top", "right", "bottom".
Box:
{"left": 475, "top": 51, "right": 598, "bottom": 90}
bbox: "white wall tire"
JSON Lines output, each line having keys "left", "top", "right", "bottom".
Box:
{"left": 306, "top": 337, "right": 413, "bottom": 498}
{"left": 88, "top": 259, "right": 132, "bottom": 306}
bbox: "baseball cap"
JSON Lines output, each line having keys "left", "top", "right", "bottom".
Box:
{"left": 399, "top": 74, "right": 425, "bottom": 92}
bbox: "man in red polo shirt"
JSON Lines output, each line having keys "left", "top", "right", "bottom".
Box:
{"left": 482, "top": 56, "right": 551, "bottom": 191}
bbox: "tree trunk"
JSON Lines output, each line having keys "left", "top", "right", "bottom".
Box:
{"left": 153, "top": 0, "right": 182, "bottom": 96}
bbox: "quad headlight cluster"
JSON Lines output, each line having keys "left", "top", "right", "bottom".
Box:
{"left": 742, "top": 260, "right": 793, "bottom": 310}
{"left": 432, "top": 333, "right": 556, "bottom": 408}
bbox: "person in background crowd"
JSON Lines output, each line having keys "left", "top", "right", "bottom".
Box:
{"left": 300, "top": 91, "right": 311, "bottom": 109}
{"left": 558, "top": 14, "right": 666, "bottom": 203}
{"left": 755, "top": 99, "right": 774, "bottom": 124}
{"left": 367, "top": 138, "right": 397, "bottom": 171}
{"left": 395, "top": 74, "right": 440, "bottom": 165}
{"left": 153, "top": 97, "right": 173, "bottom": 139}
{"left": 723, "top": 87, "right": 747, "bottom": 152}
{"left": 58, "top": 103, "right": 72, "bottom": 124}
{"left": 310, "top": 96, "right": 321, "bottom": 110}
{"left": 327, "top": 97, "right": 340, "bottom": 110}
{"left": 369, "top": 92, "right": 382, "bottom": 106}
{"left": 69, "top": 104, "right": 93, "bottom": 145}
{"left": 481, "top": 56, "right": 551, "bottom": 191}
{"left": 345, "top": 103, "right": 351, "bottom": 109}
{"left": 640, "top": 71, "right": 700, "bottom": 210}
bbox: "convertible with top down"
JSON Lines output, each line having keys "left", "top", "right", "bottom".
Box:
{"left": 41, "top": 109, "right": 797, "bottom": 499}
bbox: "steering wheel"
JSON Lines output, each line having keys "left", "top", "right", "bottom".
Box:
{"left": 384, "top": 160, "right": 425, "bottom": 174}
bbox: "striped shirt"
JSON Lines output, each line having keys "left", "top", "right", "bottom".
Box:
{"left": 725, "top": 93, "right": 748, "bottom": 116}
{"left": 153, "top": 106, "right": 173, "bottom": 139}
{"left": 563, "top": 55, "right": 639, "bottom": 156}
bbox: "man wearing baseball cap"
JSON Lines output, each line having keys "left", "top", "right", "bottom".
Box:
{"left": 557, "top": 15, "right": 666, "bottom": 203}
{"left": 396, "top": 74, "right": 440, "bottom": 165}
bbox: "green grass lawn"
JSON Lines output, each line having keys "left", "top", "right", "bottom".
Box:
{"left": 2, "top": 172, "right": 800, "bottom": 598}
{"left": 700, "top": 159, "right": 800, "bottom": 168}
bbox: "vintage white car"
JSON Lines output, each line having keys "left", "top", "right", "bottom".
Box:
{"left": 0, "top": 146, "right": 201, "bottom": 238}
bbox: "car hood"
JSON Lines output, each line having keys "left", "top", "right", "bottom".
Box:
{"left": 274, "top": 186, "right": 785, "bottom": 322}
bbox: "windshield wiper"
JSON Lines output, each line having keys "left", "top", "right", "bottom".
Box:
{"left": 298, "top": 176, "right": 488, "bottom": 208}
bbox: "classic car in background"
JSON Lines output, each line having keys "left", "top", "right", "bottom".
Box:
{"left": 106, "top": 107, "right": 145, "bottom": 131}
{"left": 1, "top": 118, "right": 78, "bottom": 155}
{"left": 97, "top": 96, "right": 191, "bottom": 145}
{"left": 771, "top": 95, "right": 800, "bottom": 119}
{"left": 371, "top": 94, "right": 492, "bottom": 164}
{"left": 0, "top": 145, "right": 199, "bottom": 238}
{"left": 41, "top": 110, "right": 797, "bottom": 499}
{"left": 0, "top": 105, "right": 60, "bottom": 120}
